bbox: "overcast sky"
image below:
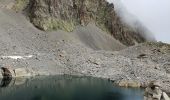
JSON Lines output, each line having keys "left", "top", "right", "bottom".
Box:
{"left": 107, "top": 0, "right": 170, "bottom": 43}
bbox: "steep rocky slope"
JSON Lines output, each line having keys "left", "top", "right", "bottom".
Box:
{"left": 26, "top": 0, "right": 147, "bottom": 46}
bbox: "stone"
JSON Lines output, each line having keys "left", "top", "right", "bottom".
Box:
{"left": 144, "top": 81, "right": 169, "bottom": 100}
{"left": 14, "top": 68, "right": 31, "bottom": 77}
{"left": 162, "top": 92, "right": 170, "bottom": 100}
{"left": 0, "top": 67, "right": 12, "bottom": 79}
{"left": 8, "top": 68, "right": 16, "bottom": 77}
{"left": 144, "top": 87, "right": 162, "bottom": 100}
{"left": 118, "top": 80, "right": 141, "bottom": 87}
{"left": 0, "top": 67, "right": 17, "bottom": 78}
{"left": 152, "top": 81, "right": 161, "bottom": 87}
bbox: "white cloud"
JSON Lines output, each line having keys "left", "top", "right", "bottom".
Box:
{"left": 107, "top": 0, "right": 170, "bottom": 43}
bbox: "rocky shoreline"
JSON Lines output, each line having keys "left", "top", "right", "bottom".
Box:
{"left": 0, "top": 41, "right": 170, "bottom": 94}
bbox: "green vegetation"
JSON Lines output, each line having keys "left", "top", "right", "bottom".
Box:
{"left": 13, "top": 0, "right": 29, "bottom": 12}
{"left": 96, "top": 23, "right": 110, "bottom": 34}
{"left": 34, "top": 18, "right": 75, "bottom": 32}
{"left": 50, "top": 19, "right": 75, "bottom": 32}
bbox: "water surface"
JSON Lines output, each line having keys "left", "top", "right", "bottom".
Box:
{"left": 0, "top": 76, "right": 144, "bottom": 100}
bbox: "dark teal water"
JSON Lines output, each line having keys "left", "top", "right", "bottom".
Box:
{"left": 0, "top": 76, "right": 144, "bottom": 100}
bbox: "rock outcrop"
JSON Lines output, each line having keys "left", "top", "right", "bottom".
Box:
{"left": 0, "top": 67, "right": 33, "bottom": 78}
{"left": 144, "top": 81, "right": 170, "bottom": 100}
{"left": 26, "top": 0, "right": 146, "bottom": 46}
{"left": 1, "top": 67, "right": 12, "bottom": 79}
{"left": 117, "top": 80, "right": 141, "bottom": 88}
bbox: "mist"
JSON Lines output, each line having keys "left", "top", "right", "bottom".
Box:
{"left": 107, "top": 0, "right": 170, "bottom": 43}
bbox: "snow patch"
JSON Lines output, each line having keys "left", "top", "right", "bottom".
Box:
{"left": 1, "top": 55, "right": 33, "bottom": 60}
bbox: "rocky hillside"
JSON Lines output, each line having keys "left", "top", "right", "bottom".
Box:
{"left": 0, "top": 0, "right": 170, "bottom": 94}
{"left": 23, "top": 0, "right": 146, "bottom": 46}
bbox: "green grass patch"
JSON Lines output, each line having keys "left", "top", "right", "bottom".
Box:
{"left": 33, "top": 17, "right": 75, "bottom": 32}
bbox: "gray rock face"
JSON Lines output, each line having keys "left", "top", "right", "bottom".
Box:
{"left": 1, "top": 67, "right": 12, "bottom": 79}
{"left": 28, "top": 0, "right": 146, "bottom": 46}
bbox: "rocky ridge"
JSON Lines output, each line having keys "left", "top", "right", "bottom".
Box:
{"left": 27, "top": 0, "right": 147, "bottom": 46}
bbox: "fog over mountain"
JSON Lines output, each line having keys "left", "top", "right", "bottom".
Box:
{"left": 108, "top": 0, "right": 170, "bottom": 43}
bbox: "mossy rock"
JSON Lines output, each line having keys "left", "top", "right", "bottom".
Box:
{"left": 51, "top": 19, "right": 75, "bottom": 32}
{"left": 32, "top": 17, "right": 75, "bottom": 32}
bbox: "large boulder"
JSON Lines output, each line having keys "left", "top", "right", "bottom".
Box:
{"left": 117, "top": 80, "right": 141, "bottom": 88}
{"left": 144, "top": 81, "right": 170, "bottom": 100}
{"left": 14, "top": 68, "right": 32, "bottom": 77}
{"left": 0, "top": 67, "right": 32, "bottom": 78}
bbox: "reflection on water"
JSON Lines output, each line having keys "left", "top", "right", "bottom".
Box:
{"left": 0, "top": 76, "right": 144, "bottom": 100}
{"left": 0, "top": 77, "right": 12, "bottom": 87}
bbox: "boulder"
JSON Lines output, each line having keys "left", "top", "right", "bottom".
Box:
{"left": 118, "top": 80, "right": 141, "bottom": 87}
{"left": 162, "top": 92, "right": 170, "bottom": 100}
{"left": 0, "top": 66, "right": 33, "bottom": 78}
{"left": 14, "top": 68, "right": 32, "bottom": 77}
{"left": 144, "top": 81, "right": 170, "bottom": 100}
{"left": 0, "top": 67, "right": 12, "bottom": 79}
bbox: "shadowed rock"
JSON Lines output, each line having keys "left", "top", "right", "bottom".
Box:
{"left": 0, "top": 67, "right": 33, "bottom": 78}
{"left": 1, "top": 67, "right": 12, "bottom": 79}
{"left": 0, "top": 77, "right": 12, "bottom": 87}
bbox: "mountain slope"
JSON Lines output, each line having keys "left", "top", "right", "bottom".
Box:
{"left": 27, "top": 0, "right": 146, "bottom": 46}
{"left": 0, "top": 0, "right": 170, "bottom": 94}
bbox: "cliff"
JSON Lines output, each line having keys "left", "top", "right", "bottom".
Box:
{"left": 24, "top": 0, "right": 146, "bottom": 46}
